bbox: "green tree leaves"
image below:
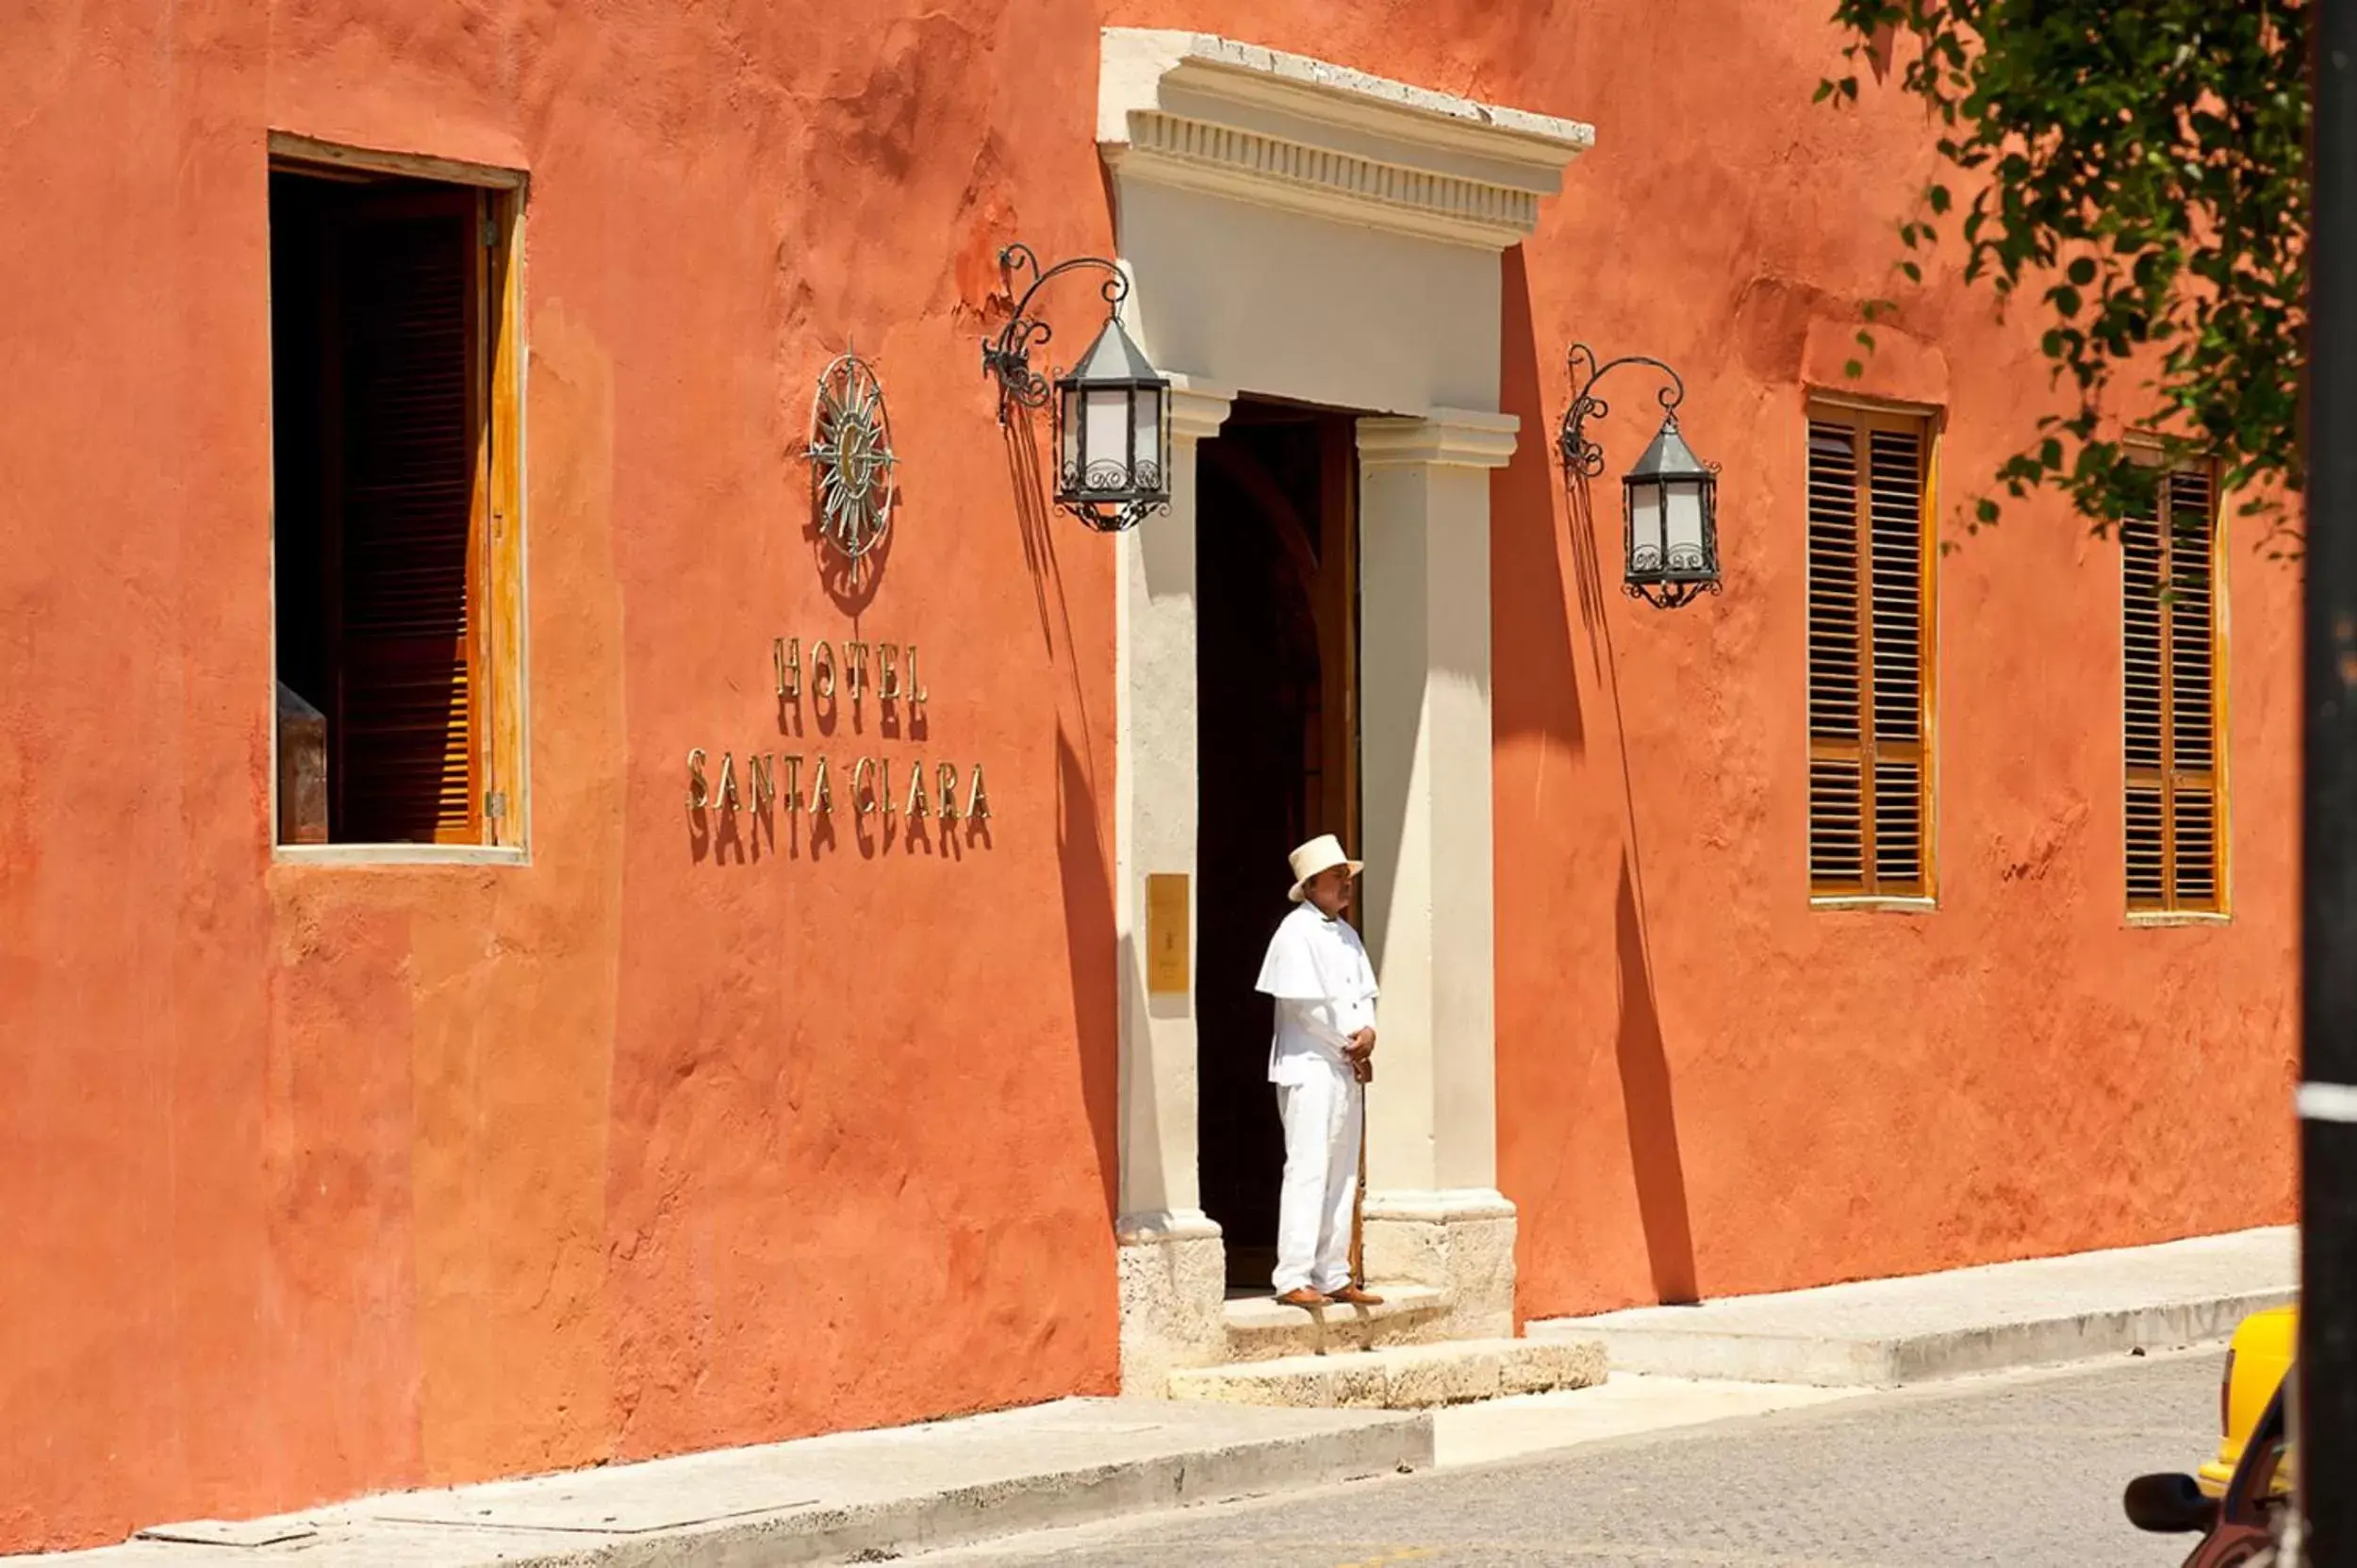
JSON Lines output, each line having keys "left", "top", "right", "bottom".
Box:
{"left": 1821, "top": 1, "right": 2305, "bottom": 536}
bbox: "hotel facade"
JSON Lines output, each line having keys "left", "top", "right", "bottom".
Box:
{"left": 0, "top": 0, "right": 2298, "bottom": 1549}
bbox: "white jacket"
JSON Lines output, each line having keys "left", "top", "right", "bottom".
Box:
{"left": 1254, "top": 902, "right": 1378, "bottom": 1086}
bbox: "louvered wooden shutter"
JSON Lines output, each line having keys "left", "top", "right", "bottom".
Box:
{"left": 328, "top": 190, "right": 486, "bottom": 843}
{"left": 1807, "top": 412, "right": 1932, "bottom": 898}
{"left": 2123, "top": 466, "right": 2221, "bottom": 913}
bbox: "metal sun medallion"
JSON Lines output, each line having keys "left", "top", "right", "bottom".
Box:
{"left": 805, "top": 348, "right": 898, "bottom": 587}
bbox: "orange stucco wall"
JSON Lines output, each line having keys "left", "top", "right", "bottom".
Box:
{"left": 0, "top": 0, "right": 2297, "bottom": 1552}
{"left": 1, "top": 1, "right": 1132, "bottom": 1549}
{"left": 1476, "top": 6, "right": 2299, "bottom": 1317}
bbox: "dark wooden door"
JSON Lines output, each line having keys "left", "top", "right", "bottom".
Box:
{"left": 1195, "top": 404, "right": 1360, "bottom": 1287}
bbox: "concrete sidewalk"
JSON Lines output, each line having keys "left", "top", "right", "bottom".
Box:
{"left": 1529, "top": 1225, "right": 2296, "bottom": 1387}
{"left": 23, "top": 1228, "right": 2293, "bottom": 1567}
{"left": 38, "top": 1400, "right": 1428, "bottom": 1568}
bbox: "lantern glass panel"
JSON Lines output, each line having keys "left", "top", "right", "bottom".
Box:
{"left": 1627, "top": 481, "right": 1666, "bottom": 575}
{"left": 1083, "top": 388, "right": 1130, "bottom": 491}
{"left": 1131, "top": 383, "right": 1163, "bottom": 490}
{"left": 1059, "top": 381, "right": 1083, "bottom": 487}
{"left": 1664, "top": 479, "right": 1709, "bottom": 571}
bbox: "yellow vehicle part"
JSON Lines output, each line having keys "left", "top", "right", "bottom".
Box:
{"left": 2199, "top": 1305, "right": 2296, "bottom": 1498}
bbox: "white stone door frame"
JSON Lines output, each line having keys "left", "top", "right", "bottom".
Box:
{"left": 1096, "top": 31, "right": 1591, "bottom": 1390}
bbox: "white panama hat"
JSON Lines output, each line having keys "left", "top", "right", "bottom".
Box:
{"left": 1286, "top": 834, "right": 1364, "bottom": 903}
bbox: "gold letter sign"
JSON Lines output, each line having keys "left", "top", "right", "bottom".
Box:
{"left": 1145, "top": 873, "right": 1189, "bottom": 996}
{"left": 690, "top": 632, "right": 982, "bottom": 838}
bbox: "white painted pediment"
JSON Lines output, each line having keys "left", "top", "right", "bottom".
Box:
{"left": 1097, "top": 29, "right": 1594, "bottom": 251}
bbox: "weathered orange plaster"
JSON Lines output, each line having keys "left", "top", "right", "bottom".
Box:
{"left": 0, "top": 0, "right": 2293, "bottom": 1552}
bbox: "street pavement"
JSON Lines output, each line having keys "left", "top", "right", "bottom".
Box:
{"left": 911, "top": 1350, "right": 2225, "bottom": 1567}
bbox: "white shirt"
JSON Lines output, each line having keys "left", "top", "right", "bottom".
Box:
{"left": 1255, "top": 902, "right": 1378, "bottom": 1085}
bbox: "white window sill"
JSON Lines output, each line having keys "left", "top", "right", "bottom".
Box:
{"left": 272, "top": 844, "right": 527, "bottom": 867}
{"left": 2127, "top": 911, "right": 2232, "bottom": 928}
{"left": 1809, "top": 896, "right": 1938, "bottom": 914}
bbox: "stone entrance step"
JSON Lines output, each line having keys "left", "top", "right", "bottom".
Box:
{"left": 1221, "top": 1284, "right": 1453, "bottom": 1363}
{"left": 1167, "top": 1335, "right": 1607, "bottom": 1410}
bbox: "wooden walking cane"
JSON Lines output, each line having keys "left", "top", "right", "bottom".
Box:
{"left": 1349, "top": 1056, "right": 1370, "bottom": 1289}
{"left": 1349, "top": 1119, "right": 1367, "bottom": 1289}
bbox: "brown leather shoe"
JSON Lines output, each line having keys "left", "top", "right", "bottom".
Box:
{"left": 1274, "top": 1287, "right": 1330, "bottom": 1308}
{"left": 1328, "top": 1285, "right": 1384, "bottom": 1306}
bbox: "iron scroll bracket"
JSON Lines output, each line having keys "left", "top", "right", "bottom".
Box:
{"left": 981, "top": 244, "right": 1130, "bottom": 423}
{"left": 1558, "top": 342, "right": 1689, "bottom": 479}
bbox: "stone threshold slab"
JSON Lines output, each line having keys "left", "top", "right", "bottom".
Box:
{"left": 44, "top": 1399, "right": 1432, "bottom": 1568}
{"left": 1528, "top": 1226, "right": 2297, "bottom": 1388}
{"left": 1221, "top": 1284, "right": 1452, "bottom": 1362}
{"left": 1168, "top": 1336, "right": 1607, "bottom": 1410}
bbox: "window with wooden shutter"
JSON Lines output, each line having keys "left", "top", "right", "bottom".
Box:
{"left": 1806, "top": 406, "right": 1935, "bottom": 900}
{"left": 271, "top": 154, "right": 523, "bottom": 850}
{"left": 2122, "top": 464, "right": 2225, "bottom": 915}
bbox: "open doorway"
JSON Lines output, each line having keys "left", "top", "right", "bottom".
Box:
{"left": 1195, "top": 398, "right": 1361, "bottom": 1293}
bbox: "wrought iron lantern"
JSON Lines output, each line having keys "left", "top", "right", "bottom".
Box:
{"left": 982, "top": 243, "right": 1171, "bottom": 534}
{"left": 1558, "top": 343, "right": 1721, "bottom": 609}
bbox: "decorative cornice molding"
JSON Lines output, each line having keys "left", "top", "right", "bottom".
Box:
{"left": 1165, "top": 376, "right": 1237, "bottom": 442}
{"left": 1115, "top": 1208, "right": 1225, "bottom": 1245}
{"left": 1357, "top": 408, "right": 1521, "bottom": 470}
{"left": 1119, "top": 112, "right": 1542, "bottom": 250}
{"left": 1098, "top": 29, "right": 1592, "bottom": 253}
{"left": 1361, "top": 1188, "right": 1520, "bottom": 1224}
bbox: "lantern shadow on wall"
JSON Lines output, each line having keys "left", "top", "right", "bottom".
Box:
{"left": 1558, "top": 343, "right": 1721, "bottom": 609}
{"left": 803, "top": 345, "right": 898, "bottom": 613}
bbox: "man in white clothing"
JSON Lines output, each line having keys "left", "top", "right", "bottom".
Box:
{"left": 1254, "top": 834, "right": 1382, "bottom": 1308}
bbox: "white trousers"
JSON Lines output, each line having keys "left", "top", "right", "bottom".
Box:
{"left": 1273, "top": 1064, "right": 1362, "bottom": 1294}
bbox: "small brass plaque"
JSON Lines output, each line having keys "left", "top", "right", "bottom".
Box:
{"left": 1146, "top": 874, "right": 1190, "bottom": 995}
